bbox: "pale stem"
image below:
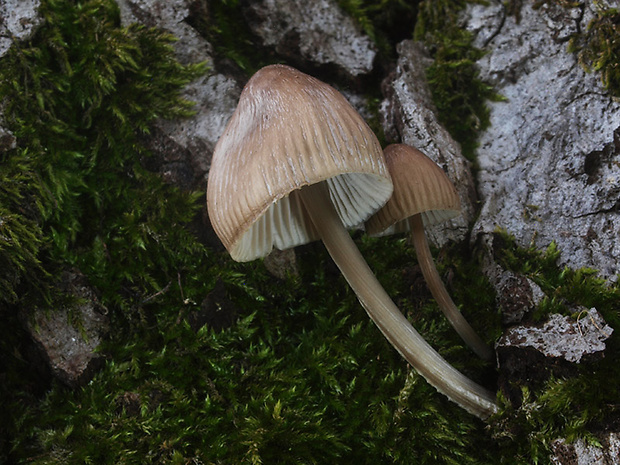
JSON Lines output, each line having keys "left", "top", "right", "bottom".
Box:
{"left": 408, "top": 214, "right": 494, "bottom": 361}
{"left": 297, "top": 182, "right": 497, "bottom": 419}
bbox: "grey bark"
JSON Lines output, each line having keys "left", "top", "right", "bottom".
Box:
{"left": 0, "top": 0, "right": 42, "bottom": 58}
{"left": 380, "top": 40, "right": 478, "bottom": 246}
{"left": 463, "top": 1, "right": 620, "bottom": 282}
{"left": 243, "top": 0, "right": 377, "bottom": 78}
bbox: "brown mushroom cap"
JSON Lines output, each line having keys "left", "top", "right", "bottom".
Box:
{"left": 207, "top": 64, "right": 392, "bottom": 261}
{"left": 365, "top": 144, "right": 460, "bottom": 236}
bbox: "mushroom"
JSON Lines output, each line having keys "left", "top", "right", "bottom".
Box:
{"left": 365, "top": 143, "right": 494, "bottom": 361}
{"left": 207, "top": 64, "right": 497, "bottom": 419}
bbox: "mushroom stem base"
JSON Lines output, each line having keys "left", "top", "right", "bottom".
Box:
{"left": 297, "top": 182, "right": 498, "bottom": 419}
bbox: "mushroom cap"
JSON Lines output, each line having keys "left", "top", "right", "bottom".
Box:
{"left": 365, "top": 144, "right": 460, "bottom": 236}
{"left": 207, "top": 64, "right": 392, "bottom": 262}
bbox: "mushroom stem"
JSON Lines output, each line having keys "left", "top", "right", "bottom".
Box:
{"left": 297, "top": 182, "right": 497, "bottom": 419}
{"left": 408, "top": 214, "right": 494, "bottom": 361}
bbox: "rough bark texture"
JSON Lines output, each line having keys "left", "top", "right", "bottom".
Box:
{"left": 0, "top": 0, "right": 40, "bottom": 149}
{"left": 0, "top": 0, "right": 42, "bottom": 58}
{"left": 496, "top": 307, "right": 613, "bottom": 409}
{"left": 455, "top": 5, "right": 620, "bottom": 454}
{"left": 380, "top": 40, "right": 478, "bottom": 246}
{"left": 463, "top": 1, "right": 620, "bottom": 283}
{"left": 498, "top": 308, "right": 612, "bottom": 364}
{"left": 242, "top": 0, "right": 377, "bottom": 78}
{"left": 551, "top": 434, "right": 620, "bottom": 465}
{"left": 117, "top": 0, "right": 243, "bottom": 192}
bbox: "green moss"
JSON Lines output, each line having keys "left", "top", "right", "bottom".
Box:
{"left": 415, "top": 0, "right": 503, "bottom": 162}
{"left": 570, "top": 6, "right": 620, "bottom": 97}
{"left": 9, "top": 235, "right": 501, "bottom": 464}
{"left": 492, "top": 230, "right": 620, "bottom": 320}
{"left": 489, "top": 230, "right": 620, "bottom": 463}
{"left": 0, "top": 0, "right": 207, "bottom": 459}
{"left": 508, "top": 2, "right": 620, "bottom": 97}
{"left": 0, "top": 155, "right": 47, "bottom": 304}
{"left": 0, "top": 0, "right": 207, "bottom": 309}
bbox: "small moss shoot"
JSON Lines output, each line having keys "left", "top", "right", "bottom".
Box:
{"left": 0, "top": 157, "right": 47, "bottom": 304}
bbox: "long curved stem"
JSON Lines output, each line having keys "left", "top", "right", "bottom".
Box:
{"left": 409, "top": 214, "right": 494, "bottom": 361}
{"left": 298, "top": 183, "right": 497, "bottom": 419}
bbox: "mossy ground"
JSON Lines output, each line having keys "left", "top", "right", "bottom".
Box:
{"left": 1, "top": 0, "right": 619, "bottom": 464}
{"left": 489, "top": 231, "right": 620, "bottom": 463}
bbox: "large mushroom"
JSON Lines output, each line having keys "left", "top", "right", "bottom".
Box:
{"left": 207, "top": 64, "right": 497, "bottom": 418}
{"left": 366, "top": 144, "right": 494, "bottom": 361}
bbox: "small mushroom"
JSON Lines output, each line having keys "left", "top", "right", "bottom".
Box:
{"left": 366, "top": 143, "right": 494, "bottom": 361}
{"left": 207, "top": 65, "right": 497, "bottom": 418}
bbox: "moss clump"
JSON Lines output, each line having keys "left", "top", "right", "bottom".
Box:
{"left": 0, "top": 0, "right": 207, "bottom": 310}
{"left": 570, "top": 6, "right": 620, "bottom": 97}
{"left": 492, "top": 231, "right": 620, "bottom": 320}
{"left": 509, "top": 1, "right": 620, "bottom": 97}
{"left": 415, "top": 0, "right": 502, "bottom": 161}
{"left": 0, "top": 0, "right": 207, "bottom": 459}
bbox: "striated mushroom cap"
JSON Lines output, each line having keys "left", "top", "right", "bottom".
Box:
{"left": 207, "top": 64, "right": 392, "bottom": 261}
{"left": 365, "top": 144, "right": 460, "bottom": 236}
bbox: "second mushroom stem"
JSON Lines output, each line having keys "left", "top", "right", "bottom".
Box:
{"left": 408, "top": 214, "right": 494, "bottom": 361}
{"left": 298, "top": 182, "right": 497, "bottom": 419}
